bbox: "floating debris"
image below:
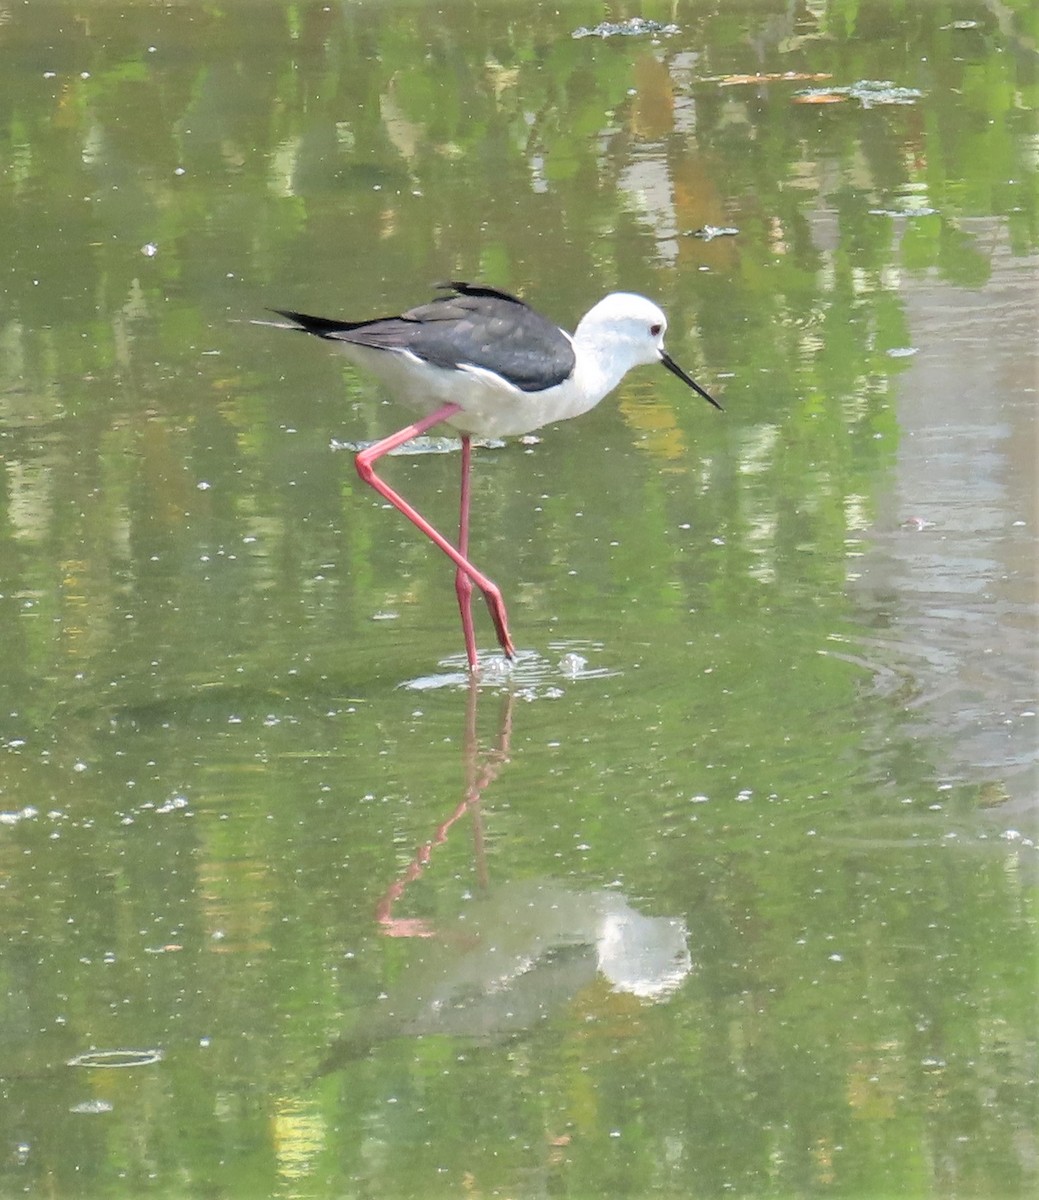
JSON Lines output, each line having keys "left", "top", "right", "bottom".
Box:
{"left": 886, "top": 346, "right": 919, "bottom": 358}
{"left": 714, "top": 71, "right": 833, "bottom": 86}
{"left": 792, "top": 92, "right": 848, "bottom": 105}
{"left": 941, "top": 20, "right": 979, "bottom": 30}
{"left": 686, "top": 225, "right": 740, "bottom": 241}
{"left": 572, "top": 18, "right": 679, "bottom": 40}
{"left": 794, "top": 80, "right": 925, "bottom": 108}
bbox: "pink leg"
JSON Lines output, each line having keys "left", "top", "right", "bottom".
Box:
{"left": 354, "top": 403, "right": 516, "bottom": 668}
{"left": 455, "top": 436, "right": 478, "bottom": 670}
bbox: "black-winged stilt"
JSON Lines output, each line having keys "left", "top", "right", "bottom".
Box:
{"left": 265, "top": 281, "right": 721, "bottom": 670}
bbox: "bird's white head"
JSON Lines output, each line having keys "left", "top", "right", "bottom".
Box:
{"left": 573, "top": 292, "right": 722, "bottom": 410}
{"left": 575, "top": 292, "right": 670, "bottom": 369}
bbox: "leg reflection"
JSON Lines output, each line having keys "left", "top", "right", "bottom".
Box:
{"left": 374, "top": 678, "right": 513, "bottom": 937}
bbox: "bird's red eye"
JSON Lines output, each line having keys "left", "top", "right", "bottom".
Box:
{"left": 650, "top": 323, "right": 662, "bottom": 336}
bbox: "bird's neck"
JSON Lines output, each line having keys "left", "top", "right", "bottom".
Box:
{"left": 571, "top": 327, "right": 633, "bottom": 404}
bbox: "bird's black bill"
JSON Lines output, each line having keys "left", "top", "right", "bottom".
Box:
{"left": 660, "top": 352, "right": 723, "bottom": 411}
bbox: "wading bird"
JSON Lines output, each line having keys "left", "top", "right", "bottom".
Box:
{"left": 265, "top": 282, "right": 720, "bottom": 670}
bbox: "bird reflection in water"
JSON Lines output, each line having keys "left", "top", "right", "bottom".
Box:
{"left": 314, "top": 679, "right": 691, "bottom": 1075}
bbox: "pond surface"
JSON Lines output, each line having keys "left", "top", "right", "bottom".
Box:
{"left": 1, "top": 2, "right": 1036, "bottom": 1197}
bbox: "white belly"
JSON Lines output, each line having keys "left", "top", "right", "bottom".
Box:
{"left": 336, "top": 343, "right": 605, "bottom": 439}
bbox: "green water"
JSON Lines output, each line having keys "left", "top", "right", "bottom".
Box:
{"left": 0, "top": 2, "right": 1036, "bottom": 1197}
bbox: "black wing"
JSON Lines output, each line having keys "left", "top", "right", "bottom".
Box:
{"left": 272, "top": 282, "right": 576, "bottom": 394}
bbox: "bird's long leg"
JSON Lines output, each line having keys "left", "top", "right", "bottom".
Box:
{"left": 354, "top": 403, "right": 516, "bottom": 667}
{"left": 455, "top": 436, "right": 478, "bottom": 669}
